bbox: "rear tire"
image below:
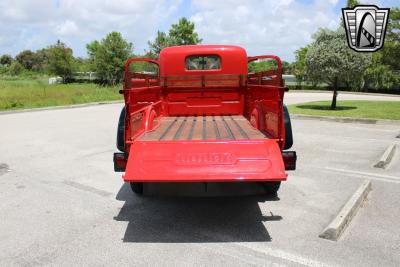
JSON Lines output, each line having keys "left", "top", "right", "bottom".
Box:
{"left": 262, "top": 182, "right": 281, "bottom": 196}
{"left": 117, "top": 106, "right": 126, "bottom": 152}
{"left": 130, "top": 182, "right": 143, "bottom": 195}
{"left": 283, "top": 104, "right": 293, "bottom": 150}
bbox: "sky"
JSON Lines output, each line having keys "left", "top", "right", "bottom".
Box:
{"left": 0, "top": 0, "right": 398, "bottom": 62}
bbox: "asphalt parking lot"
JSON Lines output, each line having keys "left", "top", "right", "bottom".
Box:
{"left": 0, "top": 98, "right": 399, "bottom": 266}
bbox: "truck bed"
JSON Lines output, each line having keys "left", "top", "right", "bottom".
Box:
{"left": 125, "top": 115, "right": 287, "bottom": 182}
{"left": 140, "top": 115, "right": 266, "bottom": 141}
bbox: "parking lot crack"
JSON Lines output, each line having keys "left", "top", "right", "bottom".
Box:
{"left": 0, "top": 163, "right": 10, "bottom": 176}
{"left": 63, "top": 180, "right": 112, "bottom": 197}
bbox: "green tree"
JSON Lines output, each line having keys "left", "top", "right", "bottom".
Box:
{"left": 9, "top": 61, "right": 23, "bottom": 76}
{"left": 282, "top": 61, "right": 292, "bottom": 74}
{"left": 86, "top": 32, "right": 133, "bottom": 85}
{"left": 0, "top": 54, "right": 13, "bottom": 66}
{"left": 31, "top": 49, "right": 50, "bottom": 72}
{"left": 47, "top": 40, "right": 75, "bottom": 82}
{"left": 380, "top": 8, "right": 400, "bottom": 70}
{"left": 293, "top": 46, "right": 308, "bottom": 88}
{"left": 169, "top": 17, "right": 202, "bottom": 45}
{"left": 86, "top": 40, "right": 101, "bottom": 67}
{"left": 364, "top": 53, "right": 399, "bottom": 90}
{"left": 346, "top": 0, "right": 359, "bottom": 8}
{"left": 363, "top": 8, "right": 400, "bottom": 91}
{"left": 248, "top": 59, "right": 276, "bottom": 73}
{"left": 147, "top": 17, "right": 202, "bottom": 57}
{"left": 147, "top": 31, "right": 171, "bottom": 57}
{"left": 305, "top": 28, "right": 371, "bottom": 109}
{"left": 74, "top": 57, "right": 92, "bottom": 72}
{"left": 15, "top": 49, "right": 50, "bottom": 72}
{"left": 386, "top": 7, "right": 400, "bottom": 43}
{"left": 16, "top": 50, "right": 35, "bottom": 70}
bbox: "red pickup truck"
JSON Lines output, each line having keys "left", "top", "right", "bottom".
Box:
{"left": 113, "top": 45, "right": 296, "bottom": 195}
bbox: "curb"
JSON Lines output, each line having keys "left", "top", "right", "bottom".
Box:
{"left": 374, "top": 144, "right": 397, "bottom": 169}
{"left": 0, "top": 100, "right": 124, "bottom": 115}
{"left": 291, "top": 114, "right": 400, "bottom": 125}
{"left": 287, "top": 90, "right": 400, "bottom": 98}
{"left": 319, "top": 179, "right": 372, "bottom": 241}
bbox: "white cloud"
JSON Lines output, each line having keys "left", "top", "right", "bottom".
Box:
{"left": 0, "top": 0, "right": 394, "bottom": 61}
{"left": 0, "top": 0, "right": 182, "bottom": 56}
{"left": 190, "top": 0, "right": 341, "bottom": 61}
{"left": 0, "top": 0, "right": 54, "bottom": 23}
{"left": 56, "top": 20, "right": 79, "bottom": 36}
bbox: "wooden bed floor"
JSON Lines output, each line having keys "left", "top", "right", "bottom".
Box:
{"left": 140, "top": 115, "right": 266, "bottom": 141}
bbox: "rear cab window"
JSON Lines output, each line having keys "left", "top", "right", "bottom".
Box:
{"left": 185, "top": 55, "right": 221, "bottom": 70}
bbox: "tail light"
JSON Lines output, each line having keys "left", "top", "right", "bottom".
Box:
{"left": 282, "top": 151, "right": 297, "bottom": 170}
{"left": 114, "top": 153, "right": 127, "bottom": 172}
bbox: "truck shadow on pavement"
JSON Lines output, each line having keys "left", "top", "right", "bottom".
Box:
{"left": 114, "top": 182, "right": 282, "bottom": 243}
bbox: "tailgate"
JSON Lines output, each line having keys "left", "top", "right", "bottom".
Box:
{"left": 124, "top": 139, "right": 287, "bottom": 182}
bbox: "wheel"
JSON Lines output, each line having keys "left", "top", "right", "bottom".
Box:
{"left": 130, "top": 182, "right": 143, "bottom": 195}
{"left": 283, "top": 104, "right": 293, "bottom": 150}
{"left": 117, "top": 106, "right": 126, "bottom": 152}
{"left": 262, "top": 182, "right": 281, "bottom": 195}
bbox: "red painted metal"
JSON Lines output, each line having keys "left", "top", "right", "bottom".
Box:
{"left": 248, "top": 55, "right": 284, "bottom": 86}
{"left": 159, "top": 45, "right": 248, "bottom": 76}
{"left": 118, "top": 45, "right": 294, "bottom": 182}
{"left": 124, "top": 140, "right": 287, "bottom": 182}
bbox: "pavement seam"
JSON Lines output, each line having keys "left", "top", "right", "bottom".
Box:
{"left": 62, "top": 180, "right": 113, "bottom": 197}
{"left": 291, "top": 114, "right": 400, "bottom": 126}
{"left": 0, "top": 100, "right": 123, "bottom": 115}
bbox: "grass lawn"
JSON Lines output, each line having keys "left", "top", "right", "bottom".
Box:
{"left": 288, "top": 100, "right": 400, "bottom": 120}
{"left": 0, "top": 78, "right": 121, "bottom": 110}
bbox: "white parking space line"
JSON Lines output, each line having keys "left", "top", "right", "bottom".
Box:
{"left": 237, "top": 243, "right": 329, "bottom": 267}
{"left": 198, "top": 242, "right": 328, "bottom": 267}
{"left": 322, "top": 167, "right": 400, "bottom": 184}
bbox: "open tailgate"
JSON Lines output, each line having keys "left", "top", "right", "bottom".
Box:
{"left": 124, "top": 139, "right": 287, "bottom": 182}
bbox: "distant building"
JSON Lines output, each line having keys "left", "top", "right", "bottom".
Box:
{"left": 283, "top": 74, "right": 297, "bottom": 86}
{"left": 48, "top": 77, "right": 63, "bottom": 84}
{"left": 72, "top": 72, "right": 98, "bottom": 82}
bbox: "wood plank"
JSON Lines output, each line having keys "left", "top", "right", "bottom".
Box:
{"left": 139, "top": 117, "right": 176, "bottom": 141}
{"left": 180, "top": 116, "right": 194, "bottom": 140}
{"left": 205, "top": 116, "right": 217, "bottom": 140}
{"left": 139, "top": 115, "right": 266, "bottom": 141}
{"left": 173, "top": 116, "right": 189, "bottom": 140}
{"left": 161, "top": 117, "right": 184, "bottom": 140}
{"left": 214, "top": 117, "right": 231, "bottom": 140}
{"left": 223, "top": 116, "right": 242, "bottom": 140}
{"left": 234, "top": 118, "right": 266, "bottom": 139}
{"left": 191, "top": 116, "right": 203, "bottom": 140}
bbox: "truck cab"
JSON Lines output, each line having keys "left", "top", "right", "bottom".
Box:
{"left": 114, "top": 45, "right": 296, "bottom": 195}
